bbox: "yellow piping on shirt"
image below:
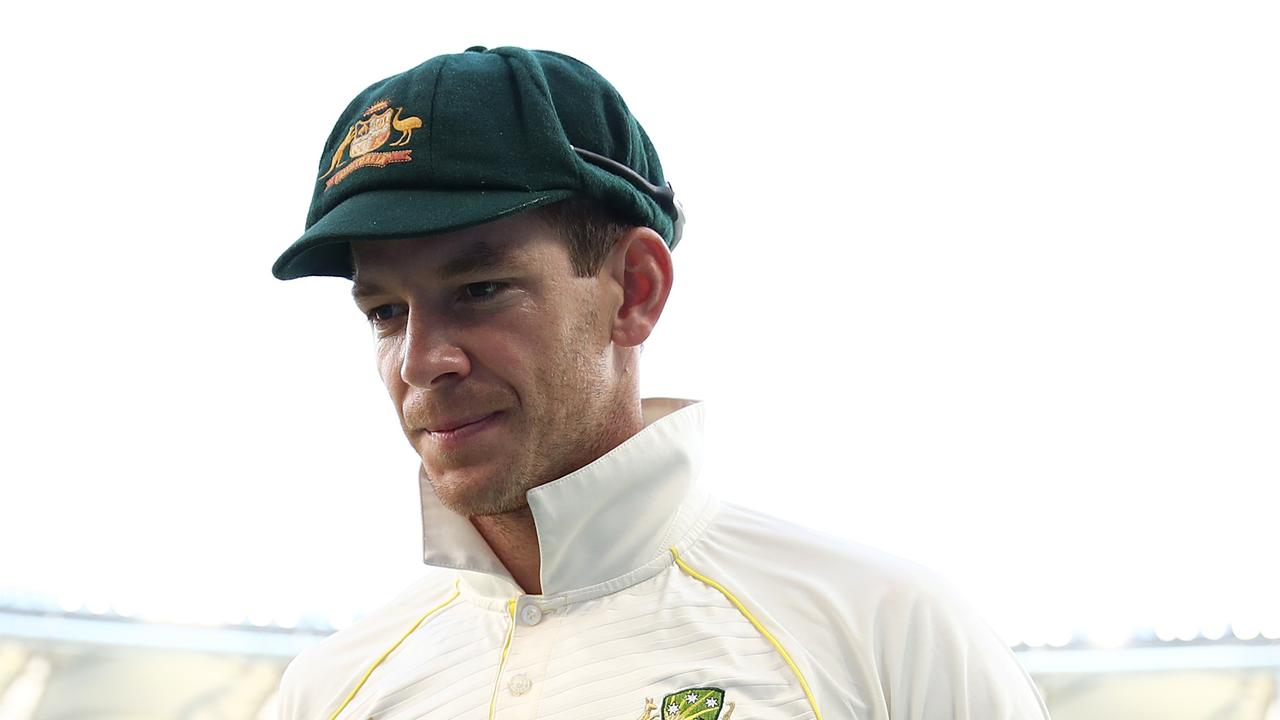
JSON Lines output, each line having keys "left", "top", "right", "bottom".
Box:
{"left": 327, "top": 583, "right": 461, "bottom": 720}
{"left": 670, "top": 547, "right": 824, "bottom": 720}
{"left": 488, "top": 598, "right": 518, "bottom": 720}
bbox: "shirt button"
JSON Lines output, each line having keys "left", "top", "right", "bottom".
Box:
{"left": 508, "top": 673, "right": 532, "bottom": 696}
{"left": 519, "top": 604, "right": 543, "bottom": 626}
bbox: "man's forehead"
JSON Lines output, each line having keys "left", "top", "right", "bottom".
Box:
{"left": 349, "top": 217, "right": 564, "bottom": 295}
{"left": 352, "top": 237, "right": 509, "bottom": 285}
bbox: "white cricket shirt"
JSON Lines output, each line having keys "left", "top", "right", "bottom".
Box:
{"left": 279, "top": 399, "right": 1050, "bottom": 719}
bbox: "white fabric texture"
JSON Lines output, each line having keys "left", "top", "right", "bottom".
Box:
{"left": 279, "top": 399, "right": 1050, "bottom": 719}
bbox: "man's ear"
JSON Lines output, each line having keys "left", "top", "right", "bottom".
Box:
{"left": 604, "top": 226, "right": 674, "bottom": 348}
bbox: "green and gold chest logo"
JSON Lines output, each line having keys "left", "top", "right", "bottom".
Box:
{"left": 637, "top": 687, "right": 734, "bottom": 720}
{"left": 319, "top": 100, "right": 422, "bottom": 189}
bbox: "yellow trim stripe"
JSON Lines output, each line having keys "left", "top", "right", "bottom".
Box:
{"left": 487, "top": 598, "right": 519, "bottom": 720}
{"left": 670, "top": 547, "right": 824, "bottom": 720}
{"left": 327, "top": 584, "right": 461, "bottom": 720}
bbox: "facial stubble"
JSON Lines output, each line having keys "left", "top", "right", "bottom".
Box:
{"left": 421, "top": 300, "right": 627, "bottom": 518}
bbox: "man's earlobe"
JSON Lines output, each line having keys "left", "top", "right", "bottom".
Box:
{"left": 611, "top": 227, "right": 674, "bottom": 348}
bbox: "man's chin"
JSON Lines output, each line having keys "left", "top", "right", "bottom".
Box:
{"left": 443, "top": 492, "right": 531, "bottom": 518}
{"left": 421, "top": 465, "right": 529, "bottom": 517}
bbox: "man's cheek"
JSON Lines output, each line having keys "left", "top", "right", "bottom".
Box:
{"left": 375, "top": 342, "right": 404, "bottom": 392}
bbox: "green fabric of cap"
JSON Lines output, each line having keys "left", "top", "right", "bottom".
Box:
{"left": 272, "top": 46, "right": 676, "bottom": 280}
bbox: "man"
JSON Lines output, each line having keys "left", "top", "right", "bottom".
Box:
{"left": 272, "top": 46, "right": 1050, "bottom": 720}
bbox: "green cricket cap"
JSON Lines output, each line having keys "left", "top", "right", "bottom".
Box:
{"left": 272, "top": 46, "right": 682, "bottom": 281}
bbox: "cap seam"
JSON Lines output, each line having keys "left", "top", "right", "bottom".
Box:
{"left": 425, "top": 55, "right": 448, "bottom": 177}
{"left": 509, "top": 48, "right": 586, "bottom": 192}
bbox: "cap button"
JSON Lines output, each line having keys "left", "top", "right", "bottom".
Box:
{"left": 464, "top": 45, "right": 488, "bottom": 53}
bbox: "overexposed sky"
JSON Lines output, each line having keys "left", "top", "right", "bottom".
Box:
{"left": 2, "top": 1, "right": 1277, "bottom": 646}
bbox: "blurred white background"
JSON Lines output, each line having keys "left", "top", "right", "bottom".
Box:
{"left": 1, "top": 0, "right": 1276, "bottom": 651}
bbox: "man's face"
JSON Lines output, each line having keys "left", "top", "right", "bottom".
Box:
{"left": 350, "top": 212, "right": 630, "bottom": 517}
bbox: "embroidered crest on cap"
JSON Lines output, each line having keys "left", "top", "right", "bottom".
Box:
{"left": 319, "top": 100, "right": 422, "bottom": 189}
{"left": 636, "top": 687, "right": 733, "bottom": 720}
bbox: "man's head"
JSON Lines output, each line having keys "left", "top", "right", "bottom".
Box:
{"left": 273, "top": 47, "right": 681, "bottom": 516}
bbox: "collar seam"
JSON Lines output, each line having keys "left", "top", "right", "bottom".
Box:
{"left": 455, "top": 493, "right": 721, "bottom": 609}
{"left": 550, "top": 493, "right": 721, "bottom": 608}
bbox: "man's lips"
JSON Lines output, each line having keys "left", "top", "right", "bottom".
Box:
{"left": 424, "top": 412, "right": 502, "bottom": 436}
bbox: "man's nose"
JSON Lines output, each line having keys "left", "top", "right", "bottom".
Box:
{"left": 400, "top": 313, "right": 471, "bottom": 387}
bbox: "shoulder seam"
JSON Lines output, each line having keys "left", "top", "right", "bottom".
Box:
{"left": 669, "top": 547, "right": 824, "bottom": 720}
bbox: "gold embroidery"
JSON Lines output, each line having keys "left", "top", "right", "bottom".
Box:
{"left": 350, "top": 108, "right": 393, "bottom": 158}
{"left": 320, "top": 125, "right": 358, "bottom": 180}
{"left": 319, "top": 99, "right": 422, "bottom": 187}
{"left": 324, "top": 149, "right": 412, "bottom": 189}
{"left": 389, "top": 107, "right": 422, "bottom": 146}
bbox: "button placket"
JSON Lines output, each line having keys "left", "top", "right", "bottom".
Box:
{"left": 507, "top": 673, "right": 533, "bottom": 696}
{"left": 492, "top": 599, "right": 559, "bottom": 719}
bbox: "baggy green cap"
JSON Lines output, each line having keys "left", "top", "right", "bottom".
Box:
{"left": 272, "top": 46, "right": 681, "bottom": 281}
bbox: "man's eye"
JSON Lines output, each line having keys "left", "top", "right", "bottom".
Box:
{"left": 462, "top": 281, "right": 506, "bottom": 301}
{"left": 367, "top": 305, "right": 405, "bottom": 323}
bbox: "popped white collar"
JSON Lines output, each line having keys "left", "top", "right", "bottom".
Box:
{"left": 418, "top": 398, "right": 714, "bottom": 604}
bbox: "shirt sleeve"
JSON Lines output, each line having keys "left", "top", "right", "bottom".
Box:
{"left": 275, "top": 653, "right": 311, "bottom": 720}
{"left": 873, "top": 575, "right": 1051, "bottom": 720}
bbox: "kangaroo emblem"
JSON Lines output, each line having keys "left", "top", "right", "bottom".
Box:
{"left": 320, "top": 125, "right": 358, "bottom": 180}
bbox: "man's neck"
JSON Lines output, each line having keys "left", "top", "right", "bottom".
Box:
{"left": 471, "top": 509, "right": 543, "bottom": 594}
{"left": 470, "top": 395, "right": 646, "bottom": 596}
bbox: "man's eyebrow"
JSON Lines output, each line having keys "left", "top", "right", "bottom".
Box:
{"left": 351, "top": 241, "right": 519, "bottom": 300}
{"left": 350, "top": 268, "right": 388, "bottom": 301}
{"left": 436, "top": 241, "right": 518, "bottom": 279}
{"left": 350, "top": 280, "right": 383, "bottom": 301}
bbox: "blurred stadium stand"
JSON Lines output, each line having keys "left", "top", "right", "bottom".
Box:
{"left": 2, "top": 597, "right": 1278, "bottom": 719}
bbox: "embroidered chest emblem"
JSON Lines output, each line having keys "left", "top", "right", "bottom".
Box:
{"left": 637, "top": 687, "right": 734, "bottom": 720}
{"left": 319, "top": 99, "right": 422, "bottom": 189}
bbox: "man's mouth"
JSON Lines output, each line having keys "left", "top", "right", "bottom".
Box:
{"left": 425, "top": 412, "right": 502, "bottom": 440}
